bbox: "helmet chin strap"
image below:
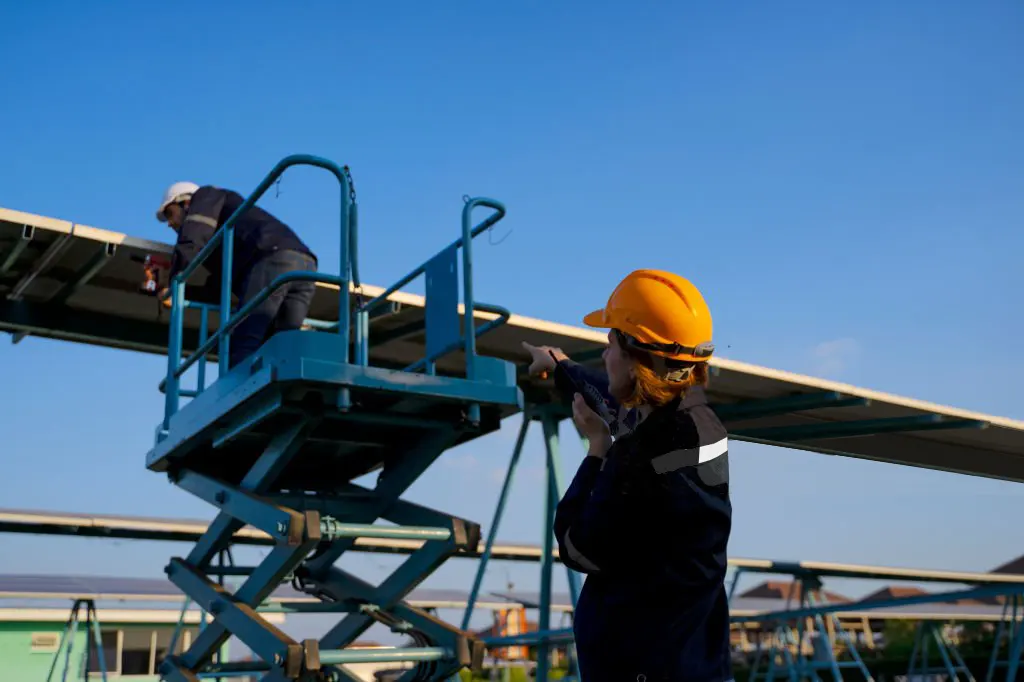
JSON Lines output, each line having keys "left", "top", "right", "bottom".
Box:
{"left": 648, "top": 353, "right": 694, "bottom": 383}
{"left": 615, "top": 329, "right": 698, "bottom": 383}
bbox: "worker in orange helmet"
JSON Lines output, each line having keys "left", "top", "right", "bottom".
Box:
{"left": 523, "top": 269, "right": 732, "bottom": 682}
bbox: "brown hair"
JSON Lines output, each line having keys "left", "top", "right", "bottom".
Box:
{"left": 620, "top": 350, "right": 710, "bottom": 409}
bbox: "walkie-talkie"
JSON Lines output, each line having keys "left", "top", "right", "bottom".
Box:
{"left": 548, "top": 350, "right": 603, "bottom": 414}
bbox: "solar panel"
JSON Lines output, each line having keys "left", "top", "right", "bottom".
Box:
{"left": 3, "top": 206, "right": 1024, "bottom": 480}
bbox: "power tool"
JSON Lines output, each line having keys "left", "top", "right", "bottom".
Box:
{"left": 130, "top": 254, "right": 171, "bottom": 295}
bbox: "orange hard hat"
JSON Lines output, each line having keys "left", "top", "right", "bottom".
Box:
{"left": 583, "top": 269, "right": 714, "bottom": 363}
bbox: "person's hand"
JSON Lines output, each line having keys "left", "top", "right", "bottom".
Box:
{"left": 157, "top": 287, "right": 172, "bottom": 309}
{"left": 573, "top": 392, "right": 613, "bottom": 458}
{"left": 521, "top": 341, "right": 568, "bottom": 377}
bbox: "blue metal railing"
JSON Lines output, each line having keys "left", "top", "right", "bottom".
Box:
{"left": 157, "top": 302, "right": 339, "bottom": 399}
{"left": 162, "top": 154, "right": 356, "bottom": 427}
{"left": 160, "top": 154, "right": 512, "bottom": 429}
{"left": 354, "top": 197, "right": 510, "bottom": 377}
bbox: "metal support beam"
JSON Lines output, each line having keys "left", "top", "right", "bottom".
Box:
{"left": 907, "top": 620, "right": 975, "bottom": 682}
{"left": 713, "top": 391, "right": 870, "bottom": 422}
{"left": 13, "top": 242, "right": 117, "bottom": 344}
{"left": 184, "top": 418, "right": 316, "bottom": 569}
{"left": 7, "top": 231, "right": 74, "bottom": 301}
{"left": 0, "top": 224, "right": 34, "bottom": 275}
{"left": 462, "top": 413, "right": 530, "bottom": 630}
{"left": 986, "top": 593, "right": 1024, "bottom": 682}
{"left": 303, "top": 427, "right": 465, "bottom": 573}
{"left": 747, "top": 576, "right": 874, "bottom": 682}
{"left": 537, "top": 412, "right": 558, "bottom": 682}
{"left": 166, "top": 560, "right": 304, "bottom": 673}
{"left": 0, "top": 298, "right": 205, "bottom": 356}
{"left": 536, "top": 407, "right": 582, "bottom": 682}
{"left": 733, "top": 583, "right": 1024, "bottom": 623}
{"left": 734, "top": 414, "right": 988, "bottom": 443}
{"left": 45, "top": 598, "right": 108, "bottom": 682}
{"left": 282, "top": 561, "right": 480, "bottom": 682}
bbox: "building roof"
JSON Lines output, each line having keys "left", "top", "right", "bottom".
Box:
{"left": 991, "top": 554, "right": 1024, "bottom": 575}
{"left": 739, "top": 581, "right": 851, "bottom": 604}
{"left": 3, "top": 205, "right": 1024, "bottom": 480}
{"left": 861, "top": 586, "right": 931, "bottom": 601}
{"left": 0, "top": 574, "right": 517, "bottom": 612}
{"left": 0, "top": 574, "right": 1013, "bottom": 624}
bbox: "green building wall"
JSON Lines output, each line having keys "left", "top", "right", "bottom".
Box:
{"left": 0, "top": 621, "right": 117, "bottom": 682}
{"left": 0, "top": 618, "right": 210, "bottom": 682}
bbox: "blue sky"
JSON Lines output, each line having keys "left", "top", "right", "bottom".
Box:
{"left": 1, "top": 0, "right": 1023, "bottom": 640}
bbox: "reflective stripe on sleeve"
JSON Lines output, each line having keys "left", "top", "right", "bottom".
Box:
{"left": 650, "top": 437, "right": 728, "bottom": 474}
{"left": 563, "top": 527, "right": 601, "bottom": 571}
{"left": 184, "top": 214, "right": 218, "bottom": 228}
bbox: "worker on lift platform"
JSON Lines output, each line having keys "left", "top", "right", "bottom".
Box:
{"left": 524, "top": 269, "right": 732, "bottom": 682}
{"left": 155, "top": 181, "right": 319, "bottom": 369}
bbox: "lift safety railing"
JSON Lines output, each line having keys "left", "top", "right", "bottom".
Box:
{"left": 160, "top": 155, "right": 512, "bottom": 430}
{"left": 158, "top": 301, "right": 212, "bottom": 400}
{"left": 353, "top": 196, "right": 511, "bottom": 377}
{"left": 157, "top": 303, "right": 339, "bottom": 399}
{"left": 161, "top": 154, "right": 357, "bottom": 429}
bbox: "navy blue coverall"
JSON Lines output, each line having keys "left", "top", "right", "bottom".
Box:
{"left": 167, "top": 186, "right": 318, "bottom": 368}
{"left": 552, "top": 359, "right": 734, "bottom": 682}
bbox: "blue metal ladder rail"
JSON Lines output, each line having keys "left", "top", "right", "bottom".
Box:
{"left": 148, "top": 154, "right": 523, "bottom": 682}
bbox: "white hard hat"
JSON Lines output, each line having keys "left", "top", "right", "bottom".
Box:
{"left": 156, "top": 181, "right": 200, "bottom": 222}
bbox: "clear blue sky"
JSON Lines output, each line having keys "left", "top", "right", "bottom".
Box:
{"left": 1, "top": 0, "right": 1023, "bottom": 638}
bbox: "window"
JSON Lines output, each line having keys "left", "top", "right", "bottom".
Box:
{"left": 121, "top": 630, "right": 152, "bottom": 675}
{"left": 85, "top": 630, "right": 118, "bottom": 675}
{"left": 87, "top": 626, "right": 198, "bottom": 677}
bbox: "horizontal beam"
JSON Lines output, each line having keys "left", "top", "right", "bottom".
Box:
{"left": 713, "top": 391, "right": 870, "bottom": 422}
{"left": 0, "top": 299, "right": 204, "bottom": 357}
{"left": 730, "top": 583, "right": 1024, "bottom": 623}
{"left": 733, "top": 414, "right": 988, "bottom": 442}
{"left": 202, "top": 646, "right": 453, "bottom": 674}
{"left": 4, "top": 508, "right": 1024, "bottom": 586}
{"left": 481, "top": 628, "right": 575, "bottom": 647}
{"left": 0, "top": 224, "right": 34, "bottom": 275}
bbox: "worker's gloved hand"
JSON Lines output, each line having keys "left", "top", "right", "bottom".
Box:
{"left": 573, "top": 393, "right": 613, "bottom": 458}
{"left": 157, "top": 287, "right": 172, "bottom": 309}
{"left": 521, "top": 341, "right": 568, "bottom": 377}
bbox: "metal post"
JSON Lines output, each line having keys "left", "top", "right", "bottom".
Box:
{"left": 217, "top": 215, "right": 234, "bottom": 375}
{"left": 462, "top": 414, "right": 530, "bottom": 630}
{"left": 163, "top": 279, "right": 185, "bottom": 428}
{"left": 987, "top": 593, "right": 1023, "bottom": 682}
{"left": 728, "top": 568, "right": 743, "bottom": 602}
{"left": 87, "top": 602, "right": 108, "bottom": 682}
{"left": 44, "top": 602, "right": 77, "bottom": 682}
{"left": 537, "top": 411, "right": 563, "bottom": 682}
{"left": 196, "top": 304, "right": 209, "bottom": 392}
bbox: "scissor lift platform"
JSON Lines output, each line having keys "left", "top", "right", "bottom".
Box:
{"left": 149, "top": 155, "right": 523, "bottom": 682}
{"left": 146, "top": 329, "right": 520, "bottom": 489}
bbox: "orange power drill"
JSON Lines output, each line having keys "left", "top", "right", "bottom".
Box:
{"left": 131, "top": 254, "right": 172, "bottom": 295}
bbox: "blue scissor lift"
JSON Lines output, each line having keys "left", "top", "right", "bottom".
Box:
{"left": 148, "top": 155, "right": 524, "bottom": 681}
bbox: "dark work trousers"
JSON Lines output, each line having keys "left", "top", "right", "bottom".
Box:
{"left": 229, "top": 249, "right": 318, "bottom": 368}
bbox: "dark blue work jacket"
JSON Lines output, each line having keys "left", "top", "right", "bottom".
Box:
{"left": 168, "top": 185, "right": 316, "bottom": 297}
{"left": 553, "top": 360, "right": 733, "bottom": 682}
